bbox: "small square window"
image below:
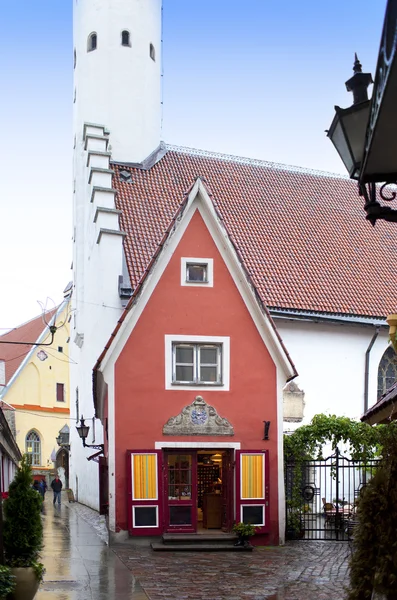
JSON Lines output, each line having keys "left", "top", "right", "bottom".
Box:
{"left": 181, "top": 258, "right": 213, "bottom": 287}
{"left": 186, "top": 263, "right": 207, "bottom": 283}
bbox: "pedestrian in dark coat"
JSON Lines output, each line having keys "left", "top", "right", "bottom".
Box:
{"left": 51, "top": 476, "right": 63, "bottom": 506}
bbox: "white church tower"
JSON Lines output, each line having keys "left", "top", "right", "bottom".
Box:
{"left": 69, "top": 0, "right": 162, "bottom": 511}
{"left": 73, "top": 0, "right": 162, "bottom": 162}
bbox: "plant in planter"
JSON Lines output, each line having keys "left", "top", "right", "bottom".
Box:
{"left": 232, "top": 522, "right": 257, "bottom": 547}
{"left": 3, "top": 455, "right": 45, "bottom": 600}
{"left": 0, "top": 564, "right": 16, "bottom": 599}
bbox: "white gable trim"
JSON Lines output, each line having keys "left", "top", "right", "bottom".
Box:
{"left": 100, "top": 178, "right": 295, "bottom": 381}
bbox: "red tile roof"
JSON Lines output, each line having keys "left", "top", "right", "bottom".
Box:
{"left": 0, "top": 310, "right": 56, "bottom": 386}
{"left": 114, "top": 147, "right": 397, "bottom": 318}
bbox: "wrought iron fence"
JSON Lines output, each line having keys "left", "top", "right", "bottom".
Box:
{"left": 285, "top": 448, "right": 379, "bottom": 541}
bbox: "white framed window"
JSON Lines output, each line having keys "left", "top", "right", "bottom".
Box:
{"left": 181, "top": 257, "right": 213, "bottom": 287}
{"left": 240, "top": 505, "right": 265, "bottom": 527}
{"left": 165, "top": 335, "right": 230, "bottom": 391}
{"left": 26, "top": 431, "right": 41, "bottom": 466}
{"left": 132, "top": 505, "right": 159, "bottom": 528}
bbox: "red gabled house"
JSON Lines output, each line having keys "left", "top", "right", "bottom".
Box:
{"left": 93, "top": 178, "right": 297, "bottom": 545}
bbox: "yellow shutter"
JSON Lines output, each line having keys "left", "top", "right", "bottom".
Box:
{"left": 241, "top": 454, "right": 264, "bottom": 499}
{"left": 132, "top": 453, "right": 157, "bottom": 500}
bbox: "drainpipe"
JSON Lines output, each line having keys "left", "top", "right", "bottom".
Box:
{"left": 364, "top": 327, "right": 380, "bottom": 413}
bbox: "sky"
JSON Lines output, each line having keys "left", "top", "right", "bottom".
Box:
{"left": 0, "top": 0, "right": 387, "bottom": 331}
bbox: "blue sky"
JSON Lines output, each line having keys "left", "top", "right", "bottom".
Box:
{"left": 0, "top": 0, "right": 386, "bottom": 329}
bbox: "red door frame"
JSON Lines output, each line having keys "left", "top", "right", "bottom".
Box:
{"left": 164, "top": 450, "right": 197, "bottom": 533}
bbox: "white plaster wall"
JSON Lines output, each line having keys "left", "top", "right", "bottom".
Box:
{"left": 73, "top": 0, "right": 162, "bottom": 163}
{"left": 275, "top": 318, "right": 390, "bottom": 429}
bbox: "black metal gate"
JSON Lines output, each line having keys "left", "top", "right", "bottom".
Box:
{"left": 285, "top": 448, "right": 379, "bottom": 541}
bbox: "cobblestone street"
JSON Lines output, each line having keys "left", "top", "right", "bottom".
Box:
{"left": 113, "top": 541, "right": 350, "bottom": 600}
{"left": 38, "top": 498, "right": 351, "bottom": 600}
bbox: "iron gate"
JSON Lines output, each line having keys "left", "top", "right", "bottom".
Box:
{"left": 285, "top": 448, "right": 379, "bottom": 541}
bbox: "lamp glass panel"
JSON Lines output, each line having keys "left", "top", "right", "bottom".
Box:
{"left": 341, "top": 103, "right": 369, "bottom": 176}
{"left": 330, "top": 118, "right": 354, "bottom": 175}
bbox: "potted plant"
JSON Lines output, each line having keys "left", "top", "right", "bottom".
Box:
{"left": 232, "top": 522, "right": 257, "bottom": 547}
{"left": 0, "top": 564, "right": 16, "bottom": 599}
{"left": 3, "top": 455, "right": 45, "bottom": 600}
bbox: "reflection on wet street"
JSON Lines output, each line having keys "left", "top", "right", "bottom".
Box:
{"left": 36, "top": 494, "right": 148, "bottom": 600}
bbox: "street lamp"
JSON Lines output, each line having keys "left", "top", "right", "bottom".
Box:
{"left": 327, "top": 55, "right": 373, "bottom": 179}
{"left": 75, "top": 416, "right": 104, "bottom": 452}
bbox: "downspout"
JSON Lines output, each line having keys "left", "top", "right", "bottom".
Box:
{"left": 364, "top": 327, "right": 380, "bottom": 413}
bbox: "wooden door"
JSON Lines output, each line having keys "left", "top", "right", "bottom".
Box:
{"left": 127, "top": 450, "right": 163, "bottom": 536}
{"left": 98, "top": 456, "right": 109, "bottom": 515}
{"left": 235, "top": 450, "right": 270, "bottom": 533}
{"left": 164, "top": 451, "right": 197, "bottom": 533}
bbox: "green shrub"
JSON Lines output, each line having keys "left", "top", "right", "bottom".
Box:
{"left": 0, "top": 564, "right": 16, "bottom": 596}
{"left": 3, "top": 455, "right": 43, "bottom": 572}
{"left": 347, "top": 422, "right": 397, "bottom": 600}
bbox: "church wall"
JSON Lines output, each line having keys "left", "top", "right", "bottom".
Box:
{"left": 276, "top": 318, "right": 389, "bottom": 428}
{"left": 111, "top": 211, "right": 281, "bottom": 543}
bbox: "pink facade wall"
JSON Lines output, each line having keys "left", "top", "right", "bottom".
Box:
{"left": 114, "top": 211, "right": 280, "bottom": 543}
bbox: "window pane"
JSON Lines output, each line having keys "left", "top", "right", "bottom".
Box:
{"left": 200, "top": 347, "right": 217, "bottom": 364}
{"left": 176, "top": 346, "right": 193, "bottom": 363}
{"left": 187, "top": 264, "right": 207, "bottom": 282}
{"left": 170, "top": 506, "right": 192, "bottom": 525}
{"left": 200, "top": 366, "right": 217, "bottom": 382}
{"left": 242, "top": 505, "right": 264, "bottom": 526}
{"left": 176, "top": 365, "right": 194, "bottom": 381}
{"left": 134, "top": 506, "right": 157, "bottom": 527}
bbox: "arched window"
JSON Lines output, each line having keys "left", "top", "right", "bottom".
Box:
{"left": 377, "top": 346, "right": 397, "bottom": 398}
{"left": 149, "top": 43, "right": 155, "bottom": 61}
{"left": 88, "top": 32, "right": 97, "bottom": 52}
{"left": 121, "top": 30, "right": 130, "bottom": 46}
{"left": 26, "top": 431, "right": 41, "bottom": 466}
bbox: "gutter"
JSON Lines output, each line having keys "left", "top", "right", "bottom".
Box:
{"left": 364, "top": 327, "right": 380, "bottom": 413}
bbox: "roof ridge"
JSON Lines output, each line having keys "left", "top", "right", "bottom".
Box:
{"left": 165, "top": 144, "right": 349, "bottom": 180}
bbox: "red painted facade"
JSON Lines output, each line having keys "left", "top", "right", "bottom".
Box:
{"left": 113, "top": 210, "right": 281, "bottom": 543}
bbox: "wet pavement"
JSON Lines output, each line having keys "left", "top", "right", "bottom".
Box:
{"left": 114, "top": 541, "right": 350, "bottom": 600}
{"left": 36, "top": 492, "right": 148, "bottom": 599}
{"left": 36, "top": 494, "right": 351, "bottom": 600}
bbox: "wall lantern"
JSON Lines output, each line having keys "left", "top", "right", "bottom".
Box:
{"left": 56, "top": 426, "right": 70, "bottom": 451}
{"left": 327, "top": 55, "right": 373, "bottom": 180}
{"left": 76, "top": 416, "right": 104, "bottom": 452}
{"left": 263, "top": 421, "right": 271, "bottom": 441}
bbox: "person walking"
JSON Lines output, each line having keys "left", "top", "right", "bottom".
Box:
{"left": 39, "top": 479, "right": 47, "bottom": 498}
{"left": 51, "top": 475, "right": 63, "bottom": 506}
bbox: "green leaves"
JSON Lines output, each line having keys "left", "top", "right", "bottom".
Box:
{"left": 284, "top": 414, "right": 385, "bottom": 462}
{"left": 3, "top": 455, "right": 43, "bottom": 569}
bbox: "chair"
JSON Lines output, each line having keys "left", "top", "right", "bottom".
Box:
{"left": 322, "top": 498, "right": 336, "bottom": 524}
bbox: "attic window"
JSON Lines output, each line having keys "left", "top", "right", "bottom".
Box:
{"left": 149, "top": 43, "right": 155, "bottom": 61}
{"left": 181, "top": 258, "right": 214, "bottom": 287}
{"left": 121, "top": 30, "right": 130, "bottom": 46}
{"left": 88, "top": 32, "right": 97, "bottom": 52}
{"left": 119, "top": 169, "right": 132, "bottom": 183}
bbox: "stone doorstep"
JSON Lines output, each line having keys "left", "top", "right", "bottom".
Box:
{"left": 151, "top": 542, "right": 253, "bottom": 551}
{"left": 163, "top": 533, "right": 237, "bottom": 543}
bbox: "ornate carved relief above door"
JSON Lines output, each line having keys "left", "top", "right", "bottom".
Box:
{"left": 163, "top": 396, "right": 234, "bottom": 436}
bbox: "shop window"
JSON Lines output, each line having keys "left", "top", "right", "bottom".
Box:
{"left": 26, "top": 431, "right": 41, "bottom": 466}
{"left": 377, "top": 346, "right": 397, "bottom": 398}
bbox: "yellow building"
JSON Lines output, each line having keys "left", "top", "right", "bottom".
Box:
{"left": 0, "top": 293, "right": 71, "bottom": 485}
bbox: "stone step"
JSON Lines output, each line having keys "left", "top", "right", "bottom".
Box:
{"left": 162, "top": 533, "right": 237, "bottom": 544}
{"left": 151, "top": 542, "right": 253, "bottom": 552}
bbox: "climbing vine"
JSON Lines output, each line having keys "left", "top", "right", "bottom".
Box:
{"left": 284, "top": 413, "right": 384, "bottom": 462}
{"left": 284, "top": 414, "right": 385, "bottom": 538}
